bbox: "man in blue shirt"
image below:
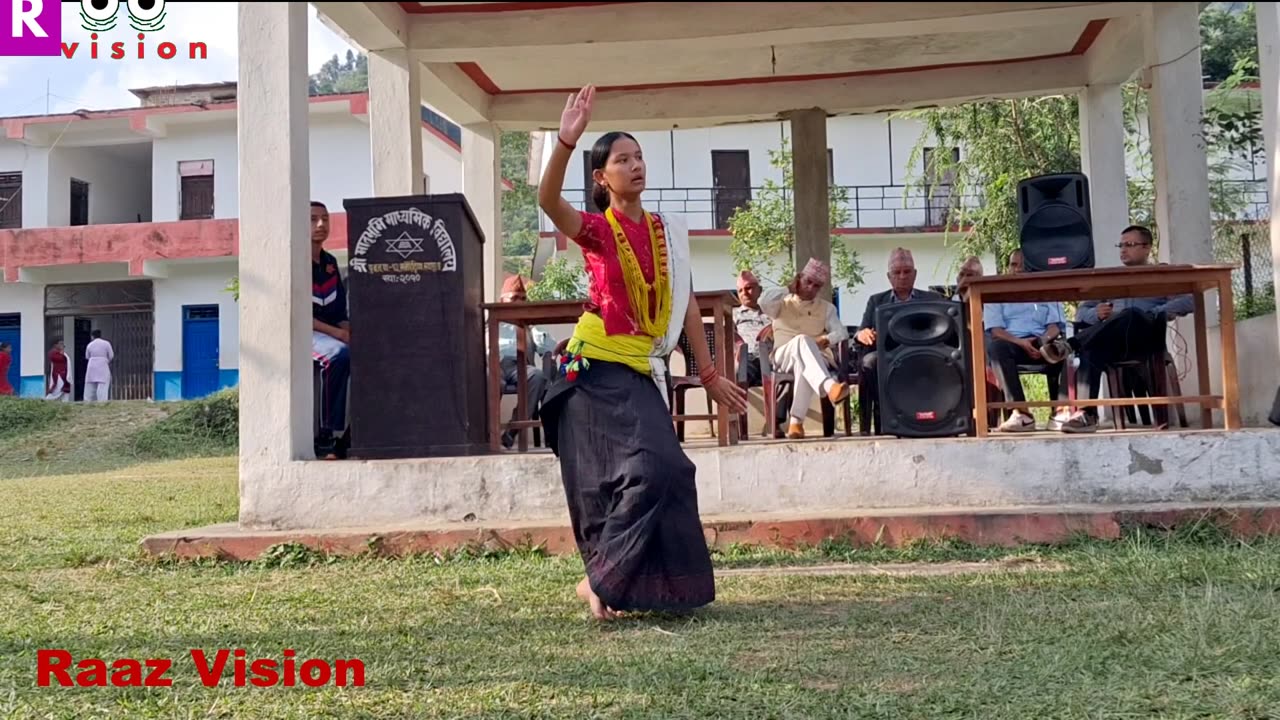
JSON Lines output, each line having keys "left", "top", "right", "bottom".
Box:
{"left": 984, "top": 249, "right": 1070, "bottom": 432}
{"left": 1059, "top": 225, "right": 1194, "bottom": 433}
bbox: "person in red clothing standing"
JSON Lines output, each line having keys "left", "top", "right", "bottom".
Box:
{"left": 45, "top": 339, "right": 71, "bottom": 401}
{"left": 0, "top": 342, "right": 13, "bottom": 396}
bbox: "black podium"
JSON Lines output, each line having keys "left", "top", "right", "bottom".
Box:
{"left": 343, "top": 193, "right": 488, "bottom": 458}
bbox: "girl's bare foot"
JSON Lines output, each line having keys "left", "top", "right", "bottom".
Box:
{"left": 576, "top": 576, "right": 616, "bottom": 621}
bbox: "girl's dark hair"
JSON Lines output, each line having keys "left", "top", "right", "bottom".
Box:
{"left": 588, "top": 131, "right": 638, "bottom": 212}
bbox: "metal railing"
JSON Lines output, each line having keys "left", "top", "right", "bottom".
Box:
{"left": 1211, "top": 179, "right": 1275, "bottom": 319}
{"left": 540, "top": 184, "right": 983, "bottom": 233}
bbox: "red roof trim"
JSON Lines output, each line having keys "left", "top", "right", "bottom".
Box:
{"left": 460, "top": 19, "right": 1108, "bottom": 96}
{"left": 0, "top": 92, "right": 493, "bottom": 165}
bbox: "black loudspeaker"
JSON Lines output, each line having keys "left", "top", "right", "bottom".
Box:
{"left": 343, "top": 193, "right": 488, "bottom": 458}
{"left": 875, "top": 301, "right": 973, "bottom": 438}
{"left": 1017, "top": 172, "right": 1094, "bottom": 272}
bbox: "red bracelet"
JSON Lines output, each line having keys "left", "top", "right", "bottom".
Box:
{"left": 557, "top": 134, "right": 574, "bottom": 151}
{"left": 699, "top": 366, "right": 719, "bottom": 386}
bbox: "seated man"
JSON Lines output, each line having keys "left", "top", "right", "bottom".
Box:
{"left": 759, "top": 258, "right": 849, "bottom": 439}
{"left": 310, "top": 200, "right": 350, "bottom": 460}
{"left": 952, "top": 256, "right": 984, "bottom": 303}
{"left": 984, "top": 249, "right": 1071, "bottom": 433}
{"left": 732, "top": 270, "right": 771, "bottom": 388}
{"left": 497, "top": 275, "right": 565, "bottom": 449}
{"left": 1059, "top": 225, "right": 1194, "bottom": 433}
{"left": 853, "top": 248, "right": 945, "bottom": 416}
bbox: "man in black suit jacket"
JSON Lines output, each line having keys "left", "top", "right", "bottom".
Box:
{"left": 852, "top": 248, "right": 945, "bottom": 423}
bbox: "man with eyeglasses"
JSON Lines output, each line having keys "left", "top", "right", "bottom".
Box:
{"left": 1058, "top": 224, "right": 1194, "bottom": 433}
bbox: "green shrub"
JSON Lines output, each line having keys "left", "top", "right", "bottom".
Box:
{"left": 0, "top": 396, "right": 72, "bottom": 440}
{"left": 131, "top": 389, "right": 239, "bottom": 459}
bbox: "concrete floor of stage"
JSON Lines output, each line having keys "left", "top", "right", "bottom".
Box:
{"left": 146, "top": 427, "right": 1280, "bottom": 559}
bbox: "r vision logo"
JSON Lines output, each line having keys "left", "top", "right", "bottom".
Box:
{"left": 1, "top": 0, "right": 60, "bottom": 56}
{"left": 2, "top": 0, "right": 206, "bottom": 60}
{"left": 80, "top": 0, "right": 167, "bottom": 33}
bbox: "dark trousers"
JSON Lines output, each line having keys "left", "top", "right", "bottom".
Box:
{"left": 314, "top": 345, "right": 350, "bottom": 436}
{"left": 502, "top": 356, "right": 550, "bottom": 430}
{"left": 988, "top": 337, "right": 1065, "bottom": 403}
{"left": 742, "top": 353, "right": 762, "bottom": 388}
{"left": 1073, "top": 308, "right": 1168, "bottom": 418}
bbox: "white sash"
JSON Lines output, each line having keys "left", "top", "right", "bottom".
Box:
{"left": 647, "top": 212, "right": 691, "bottom": 407}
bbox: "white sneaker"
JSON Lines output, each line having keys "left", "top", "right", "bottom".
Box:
{"left": 1046, "top": 410, "right": 1072, "bottom": 432}
{"left": 998, "top": 411, "right": 1037, "bottom": 432}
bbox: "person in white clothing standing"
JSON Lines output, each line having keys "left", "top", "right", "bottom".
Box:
{"left": 84, "top": 330, "right": 114, "bottom": 402}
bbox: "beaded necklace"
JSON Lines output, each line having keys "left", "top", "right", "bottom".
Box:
{"left": 604, "top": 207, "right": 671, "bottom": 338}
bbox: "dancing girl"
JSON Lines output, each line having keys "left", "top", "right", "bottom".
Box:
{"left": 538, "top": 85, "right": 749, "bottom": 621}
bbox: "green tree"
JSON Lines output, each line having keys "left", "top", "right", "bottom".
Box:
{"left": 310, "top": 50, "right": 369, "bottom": 95}
{"left": 897, "top": 96, "right": 1081, "bottom": 273}
{"left": 899, "top": 68, "right": 1261, "bottom": 273}
{"left": 726, "top": 138, "right": 866, "bottom": 290}
{"left": 1200, "top": 2, "right": 1258, "bottom": 85}
{"left": 501, "top": 131, "right": 540, "bottom": 277}
{"left": 526, "top": 255, "right": 587, "bottom": 301}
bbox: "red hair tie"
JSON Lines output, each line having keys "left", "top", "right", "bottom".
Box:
{"left": 557, "top": 135, "right": 574, "bottom": 151}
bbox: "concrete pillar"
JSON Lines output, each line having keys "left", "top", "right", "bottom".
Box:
{"left": 790, "top": 109, "right": 830, "bottom": 283}
{"left": 1257, "top": 1, "right": 1280, "bottom": 353}
{"left": 1143, "top": 3, "right": 1212, "bottom": 266}
{"left": 369, "top": 49, "right": 424, "bottom": 196}
{"left": 1144, "top": 3, "right": 1214, "bottom": 423}
{"left": 463, "top": 122, "right": 504, "bottom": 301}
{"left": 1079, "top": 83, "right": 1129, "bottom": 266}
{"left": 236, "top": 2, "right": 311, "bottom": 464}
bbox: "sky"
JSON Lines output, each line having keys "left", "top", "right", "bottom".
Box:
{"left": 4, "top": 2, "right": 358, "bottom": 117}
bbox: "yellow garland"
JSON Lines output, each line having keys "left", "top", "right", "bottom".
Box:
{"left": 604, "top": 208, "right": 671, "bottom": 338}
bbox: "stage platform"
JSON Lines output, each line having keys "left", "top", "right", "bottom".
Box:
{"left": 145, "top": 428, "right": 1280, "bottom": 559}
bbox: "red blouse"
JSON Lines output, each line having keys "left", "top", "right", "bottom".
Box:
{"left": 572, "top": 210, "right": 663, "bottom": 337}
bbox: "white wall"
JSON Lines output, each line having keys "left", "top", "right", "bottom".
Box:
{"left": 541, "top": 114, "right": 939, "bottom": 232}
{"left": 151, "top": 261, "right": 240, "bottom": 374}
{"left": 1207, "top": 312, "right": 1279, "bottom": 427}
{"left": 0, "top": 282, "right": 48, "bottom": 378}
{"left": 151, "top": 120, "right": 238, "bottom": 222}
{"left": 0, "top": 142, "right": 51, "bottom": 228}
{"left": 423, "top": 131, "right": 463, "bottom": 194}
{"left": 151, "top": 115, "right": 464, "bottom": 221}
{"left": 46, "top": 145, "right": 151, "bottom": 226}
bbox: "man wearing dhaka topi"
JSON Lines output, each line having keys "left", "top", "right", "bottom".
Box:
{"left": 758, "top": 258, "right": 850, "bottom": 438}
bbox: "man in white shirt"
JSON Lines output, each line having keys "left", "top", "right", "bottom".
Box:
{"left": 758, "top": 258, "right": 849, "bottom": 439}
{"left": 732, "top": 270, "right": 771, "bottom": 388}
{"left": 84, "top": 330, "right": 114, "bottom": 402}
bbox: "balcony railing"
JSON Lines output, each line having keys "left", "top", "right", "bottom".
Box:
{"left": 540, "top": 184, "right": 983, "bottom": 234}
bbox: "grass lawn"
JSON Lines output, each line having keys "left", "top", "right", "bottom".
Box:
{"left": 3, "top": 456, "right": 1280, "bottom": 718}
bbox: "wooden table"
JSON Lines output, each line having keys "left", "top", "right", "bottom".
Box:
{"left": 482, "top": 291, "right": 740, "bottom": 452}
{"left": 965, "top": 264, "right": 1240, "bottom": 437}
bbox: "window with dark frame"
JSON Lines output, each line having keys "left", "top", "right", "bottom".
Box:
{"left": 712, "top": 150, "right": 751, "bottom": 230}
{"left": 70, "top": 179, "right": 89, "bottom": 226}
{"left": 0, "top": 173, "right": 22, "bottom": 229}
{"left": 179, "top": 160, "right": 214, "bottom": 220}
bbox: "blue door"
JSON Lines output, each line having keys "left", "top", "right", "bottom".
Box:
{"left": 0, "top": 314, "right": 19, "bottom": 395}
{"left": 181, "top": 305, "right": 220, "bottom": 399}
